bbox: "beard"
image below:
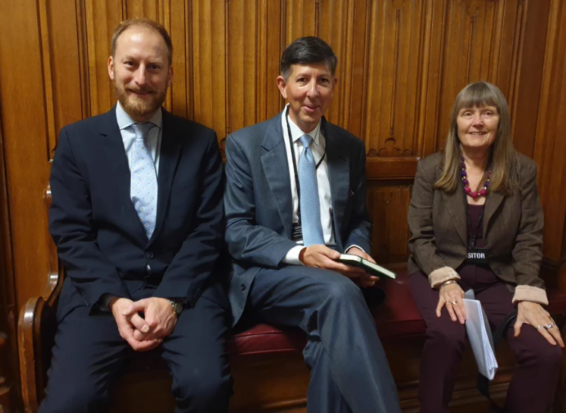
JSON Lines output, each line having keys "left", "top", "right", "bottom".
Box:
{"left": 114, "top": 80, "right": 167, "bottom": 120}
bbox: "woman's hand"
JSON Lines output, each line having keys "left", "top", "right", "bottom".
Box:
{"left": 436, "top": 282, "right": 466, "bottom": 324}
{"left": 514, "top": 301, "right": 564, "bottom": 347}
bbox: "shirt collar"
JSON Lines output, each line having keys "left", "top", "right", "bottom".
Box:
{"left": 285, "top": 104, "right": 321, "bottom": 146}
{"left": 116, "top": 102, "right": 163, "bottom": 131}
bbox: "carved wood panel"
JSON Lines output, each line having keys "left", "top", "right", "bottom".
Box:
{"left": 1, "top": 1, "right": 566, "bottom": 408}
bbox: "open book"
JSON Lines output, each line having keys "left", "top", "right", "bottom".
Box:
{"left": 337, "top": 254, "right": 397, "bottom": 279}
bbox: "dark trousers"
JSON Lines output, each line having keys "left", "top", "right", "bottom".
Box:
{"left": 410, "top": 266, "right": 562, "bottom": 413}
{"left": 247, "top": 265, "right": 401, "bottom": 413}
{"left": 39, "top": 282, "right": 232, "bottom": 413}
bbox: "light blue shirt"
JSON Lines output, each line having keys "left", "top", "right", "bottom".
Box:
{"left": 115, "top": 102, "right": 163, "bottom": 175}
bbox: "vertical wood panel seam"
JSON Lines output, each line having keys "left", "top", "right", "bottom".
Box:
{"left": 36, "top": 0, "right": 56, "bottom": 162}
{"left": 280, "top": 0, "right": 287, "bottom": 112}
{"left": 508, "top": 0, "right": 525, "bottom": 115}
{"left": 186, "top": 0, "right": 194, "bottom": 120}
{"left": 360, "top": 0, "right": 372, "bottom": 147}
{"left": 389, "top": 7, "right": 401, "bottom": 140}
{"left": 434, "top": 0, "right": 450, "bottom": 153}
{"left": 465, "top": 9, "right": 475, "bottom": 81}
{"left": 225, "top": 0, "right": 230, "bottom": 136}
{"left": 416, "top": 0, "right": 432, "bottom": 157}
{"left": 76, "top": 0, "right": 91, "bottom": 121}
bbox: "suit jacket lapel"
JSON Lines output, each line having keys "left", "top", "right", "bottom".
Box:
{"left": 149, "top": 109, "right": 182, "bottom": 245}
{"left": 260, "top": 115, "right": 293, "bottom": 238}
{"left": 483, "top": 191, "right": 504, "bottom": 240}
{"left": 440, "top": 168, "right": 468, "bottom": 245}
{"left": 324, "top": 119, "right": 349, "bottom": 249}
{"left": 99, "top": 107, "right": 147, "bottom": 240}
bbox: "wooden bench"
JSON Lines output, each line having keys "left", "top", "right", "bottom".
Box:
{"left": 18, "top": 266, "right": 566, "bottom": 412}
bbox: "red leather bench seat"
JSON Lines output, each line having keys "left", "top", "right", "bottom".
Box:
{"left": 227, "top": 271, "right": 566, "bottom": 356}
{"left": 227, "top": 271, "right": 425, "bottom": 356}
{"left": 122, "top": 271, "right": 566, "bottom": 371}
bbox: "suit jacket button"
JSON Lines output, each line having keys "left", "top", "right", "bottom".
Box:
{"left": 240, "top": 283, "right": 246, "bottom": 291}
{"left": 145, "top": 251, "right": 154, "bottom": 259}
{"left": 146, "top": 264, "right": 152, "bottom": 275}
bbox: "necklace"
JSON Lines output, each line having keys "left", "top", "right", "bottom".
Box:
{"left": 460, "top": 156, "right": 490, "bottom": 199}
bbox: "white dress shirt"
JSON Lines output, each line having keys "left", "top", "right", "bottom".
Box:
{"left": 281, "top": 105, "right": 336, "bottom": 265}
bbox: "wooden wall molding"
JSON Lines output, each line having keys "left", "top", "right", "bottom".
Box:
{"left": 533, "top": 0, "right": 566, "bottom": 264}
{"left": 0, "top": 1, "right": 565, "bottom": 408}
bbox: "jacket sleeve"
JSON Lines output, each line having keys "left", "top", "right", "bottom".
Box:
{"left": 154, "top": 131, "right": 225, "bottom": 302}
{"left": 510, "top": 161, "right": 547, "bottom": 305}
{"left": 49, "top": 127, "right": 131, "bottom": 309}
{"left": 224, "top": 134, "right": 297, "bottom": 267}
{"left": 408, "top": 160, "right": 460, "bottom": 287}
{"left": 343, "top": 142, "right": 372, "bottom": 254}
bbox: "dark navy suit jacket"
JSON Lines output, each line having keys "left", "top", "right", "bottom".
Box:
{"left": 50, "top": 106, "right": 225, "bottom": 321}
{"left": 223, "top": 112, "right": 372, "bottom": 326}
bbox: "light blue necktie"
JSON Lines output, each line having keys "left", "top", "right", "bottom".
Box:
{"left": 299, "top": 134, "right": 325, "bottom": 246}
{"left": 131, "top": 123, "right": 157, "bottom": 239}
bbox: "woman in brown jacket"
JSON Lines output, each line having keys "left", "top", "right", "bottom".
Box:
{"left": 408, "top": 81, "right": 564, "bottom": 413}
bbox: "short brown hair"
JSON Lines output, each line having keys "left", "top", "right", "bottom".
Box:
{"left": 111, "top": 18, "right": 173, "bottom": 66}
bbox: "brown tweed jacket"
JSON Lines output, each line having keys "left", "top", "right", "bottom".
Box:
{"left": 407, "top": 151, "right": 548, "bottom": 304}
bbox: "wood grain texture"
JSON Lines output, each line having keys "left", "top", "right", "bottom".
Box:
{"left": 84, "top": 0, "right": 123, "bottom": 116}
{"left": 191, "top": 0, "right": 227, "bottom": 136}
{"left": 533, "top": 0, "right": 566, "bottom": 266}
{"left": 1, "top": 1, "right": 565, "bottom": 408}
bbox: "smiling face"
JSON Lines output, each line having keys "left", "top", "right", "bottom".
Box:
{"left": 456, "top": 105, "right": 500, "bottom": 152}
{"left": 276, "top": 62, "right": 337, "bottom": 133}
{"left": 108, "top": 26, "right": 173, "bottom": 122}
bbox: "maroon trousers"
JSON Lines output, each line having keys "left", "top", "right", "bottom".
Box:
{"left": 410, "top": 265, "right": 562, "bottom": 413}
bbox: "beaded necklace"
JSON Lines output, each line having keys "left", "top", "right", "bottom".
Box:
{"left": 460, "top": 156, "right": 491, "bottom": 199}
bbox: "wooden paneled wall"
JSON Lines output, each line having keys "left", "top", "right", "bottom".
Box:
{"left": 0, "top": 0, "right": 565, "bottom": 410}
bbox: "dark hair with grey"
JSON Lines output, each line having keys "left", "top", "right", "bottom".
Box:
{"left": 280, "top": 37, "right": 337, "bottom": 80}
{"left": 111, "top": 18, "right": 173, "bottom": 66}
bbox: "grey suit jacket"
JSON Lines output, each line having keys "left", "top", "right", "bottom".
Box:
{"left": 224, "top": 112, "right": 372, "bottom": 325}
{"left": 408, "top": 151, "right": 548, "bottom": 304}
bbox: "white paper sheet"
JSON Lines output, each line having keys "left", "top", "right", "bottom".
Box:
{"left": 463, "top": 290, "right": 498, "bottom": 380}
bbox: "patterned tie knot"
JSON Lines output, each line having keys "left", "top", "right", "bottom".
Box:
{"left": 132, "top": 122, "right": 153, "bottom": 142}
{"left": 299, "top": 134, "right": 313, "bottom": 149}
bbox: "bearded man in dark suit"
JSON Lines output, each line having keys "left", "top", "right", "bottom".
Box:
{"left": 40, "top": 18, "right": 231, "bottom": 413}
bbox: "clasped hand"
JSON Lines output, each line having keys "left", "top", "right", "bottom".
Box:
{"left": 109, "top": 297, "right": 178, "bottom": 352}
{"left": 299, "top": 245, "right": 379, "bottom": 287}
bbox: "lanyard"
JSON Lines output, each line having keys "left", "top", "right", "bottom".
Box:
{"left": 285, "top": 107, "right": 326, "bottom": 222}
{"left": 466, "top": 206, "right": 484, "bottom": 249}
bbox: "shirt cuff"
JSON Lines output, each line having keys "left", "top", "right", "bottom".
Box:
{"left": 345, "top": 245, "right": 365, "bottom": 254}
{"left": 98, "top": 294, "right": 117, "bottom": 312}
{"left": 282, "top": 246, "right": 306, "bottom": 266}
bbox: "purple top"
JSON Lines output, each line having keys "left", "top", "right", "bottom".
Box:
{"left": 467, "top": 204, "right": 485, "bottom": 248}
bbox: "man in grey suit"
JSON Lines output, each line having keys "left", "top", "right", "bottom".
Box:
{"left": 224, "top": 37, "right": 400, "bottom": 413}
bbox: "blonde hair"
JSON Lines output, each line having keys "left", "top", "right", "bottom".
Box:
{"left": 111, "top": 18, "right": 173, "bottom": 66}
{"left": 434, "top": 81, "right": 518, "bottom": 195}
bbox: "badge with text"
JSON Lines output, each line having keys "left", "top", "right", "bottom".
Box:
{"left": 466, "top": 248, "right": 490, "bottom": 265}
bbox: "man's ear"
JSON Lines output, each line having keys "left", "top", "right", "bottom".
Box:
{"left": 167, "top": 65, "right": 173, "bottom": 87}
{"left": 276, "top": 75, "right": 287, "bottom": 100}
{"left": 107, "top": 56, "right": 115, "bottom": 80}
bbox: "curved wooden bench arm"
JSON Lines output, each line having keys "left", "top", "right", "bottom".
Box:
{"left": 18, "top": 296, "right": 45, "bottom": 413}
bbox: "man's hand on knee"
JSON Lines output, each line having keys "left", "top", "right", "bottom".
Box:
{"left": 109, "top": 297, "right": 162, "bottom": 352}
{"left": 125, "top": 297, "right": 178, "bottom": 341}
{"left": 299, "top": 245, "right": 377, "bottom": 286}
